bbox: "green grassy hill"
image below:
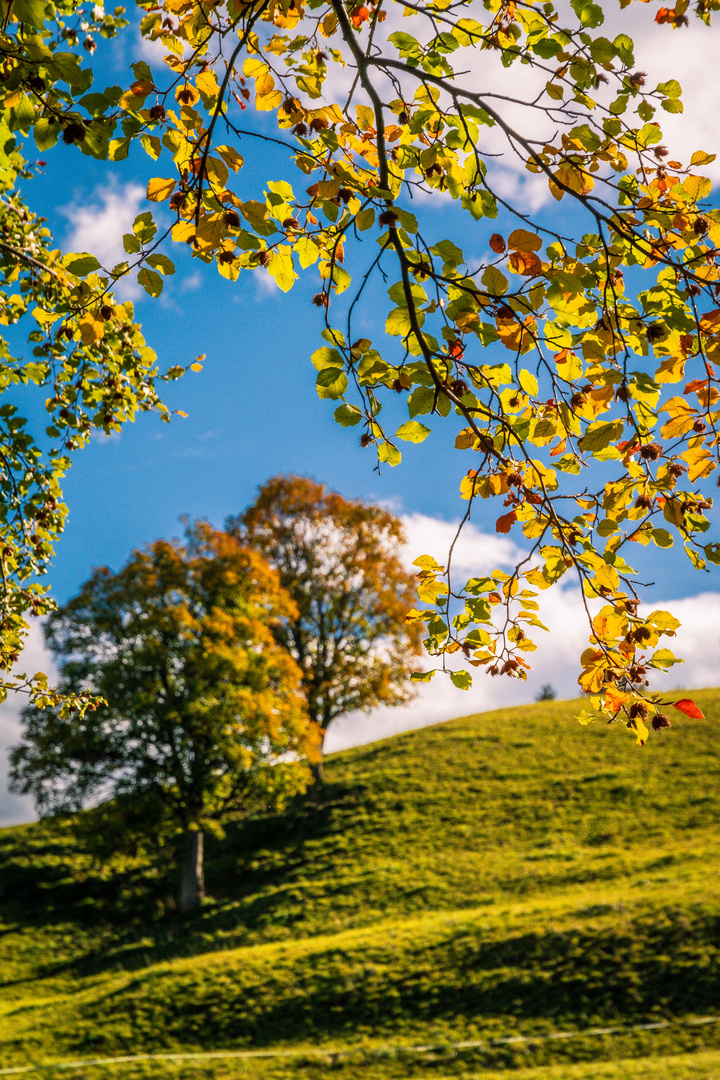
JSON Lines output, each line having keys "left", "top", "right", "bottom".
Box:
{"left": 1, "top": 691, "right": 720, "bottom": 1079}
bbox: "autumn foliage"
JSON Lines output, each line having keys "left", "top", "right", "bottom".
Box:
{"left": 10, "top": 523, "right": 317, "bottom": 909}
{"left": 230, "top": 475, "right": 422, "bottom": 777}
{"left": 3, "top": 0, "right": 720, "bottom": 740}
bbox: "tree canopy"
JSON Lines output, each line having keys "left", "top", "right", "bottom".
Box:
{"left": 9, "top": 522, "right": 316, "bottom": 910}
{"left": 2, "top": 0, "right": 720, "bottom": 740}
{"left": 230, "top": 475, "right": 422, "bottom": 776}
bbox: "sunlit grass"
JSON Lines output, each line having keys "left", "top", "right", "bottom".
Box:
{"left": 1, "top": 690, "right": 719, "bottom": 1074}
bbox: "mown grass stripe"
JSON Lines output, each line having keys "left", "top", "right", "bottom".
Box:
{"left": 2, "top": 1015, "right": 718, "bottom": 1075}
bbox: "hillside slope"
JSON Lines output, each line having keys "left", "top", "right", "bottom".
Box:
{"left": 1, "top": 691, "right": 719, "bottom": 1077}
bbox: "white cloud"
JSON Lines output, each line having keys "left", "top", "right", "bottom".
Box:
{"left": 601, "top": 3, "right": 720, "bottom": 183}
{"left": 327, "top": 511, "right": 720, "bottom": 752}
{"left": 399, "top": 511, "right": 525, "bottom": 579}
{"left": 0, "top": 621, "right": 57, "bottom": 828}
{"left": 181, "top": 272, "right": 203, "bottom": 293}
{"left": 62, "top": 182, "right": 146, "bottom": 299}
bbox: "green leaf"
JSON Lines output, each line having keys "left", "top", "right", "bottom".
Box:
{"left": 571, "top": 0, "right": 603, "bottom": 27}
{"left": 63, "top": 253, "right": 102, "bottom": 276}
{"left": 334, "top": 404, "right": 363, "bottom": 427}
{"left": 147, "top": 254, "right": 175, "bottom": 276}
{"left": 386, "top": 307, "right": 415, "bottom": 337}
{"left": 316, "top": 368, "right": 348, "bottom": 399}
{"left": 137, "top": 267, "right": 164, "bottom": 297}
{"left": 481, "top": 266, "right": 508, "bottom": 296}
{"left": 408, "top": 386, "right": 435, "bottom": 417}
{"left": 449, "top": 670, "right": 472, "bottom": 690}
{"left": 50, "top": 53, "right": 92, "bottom": 92}
{"left": 132, "top": 211, "right": 157, "bottom": 245}
{"left": 411, "top": 670, "right": 436, "bottom": 683}
{"left": 612, "top": 33, "right": 634, "bottom": 66}
{"left": 8, "top": 95, "right": 35, "bottom": 132}
{"left": 578, "top": 420, "right": 624, "bottom": 453}
{"left": 649, "top": 648, "right": 683, "bottom": 670}
{"left": 657, "top": 78, "right": 682, "bottom": 100}
{"left": 33, "top": 119, "right": 59, "bottom": 152}
{"left": 651, "top": 528, "right": 674, "bottom": 549}
{"left": 377, "top": 441, "right": 401, "bottom": 466}
{"left": 11, "top": 0, "right": 46, "bottom": 27}
{"left": 312, "top": 346, "right": 344, "bottom": 370}
{"left": 395, "top": 421, "right": 431, "bottom": 444}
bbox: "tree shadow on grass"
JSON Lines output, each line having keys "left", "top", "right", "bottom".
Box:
{"left": 71, "top": 907, "right": 720, "bottom": 1058}
{"left": 0, "top": 777, "right": 371, "bottom": 985}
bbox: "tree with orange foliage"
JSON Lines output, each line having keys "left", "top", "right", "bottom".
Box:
{"left": 10, "top": 522, "right": 316, "bottom": 912}
{"left": 229, "top": 477, "right": 422, "bottom": 781}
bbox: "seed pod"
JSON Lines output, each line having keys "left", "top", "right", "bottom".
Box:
{"left": 628, "top": 701, "right": 649, "bottom": 721}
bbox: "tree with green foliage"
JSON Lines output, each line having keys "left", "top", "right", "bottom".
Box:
{"left": 229, "top": 475, "right": 422, "bottom": 780}
{"left": 9, "top": 522, "right": 316, "bottom": 912}
{"left": 0, "top": 0, "right": 196, "bottom": 713}
{"left": 2, "top": 0, "right": 720, "bottom": 740}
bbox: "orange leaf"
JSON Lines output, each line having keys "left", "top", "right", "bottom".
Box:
{"left": 449, "top": 339, "right": 464, "bottom": 359}
{"left": 673, "top": 698, "right": 705, "bottom": 719}
{"left": 351, "top": 5, "right": 370, "bottom": 26}
{"left": 699, "top": 309, "right": 720, "bottom": 335}
{"left": 508, "top": 250, "right": 543, "bottom": 276}
{"left": 489, "top": 233, "right": 506, "bottom": 254}
{"left": 508, "top": 228, "right": 542, "bottom": 252}
{"left": 495, "top": 511, "right": 517, "bottom": 534}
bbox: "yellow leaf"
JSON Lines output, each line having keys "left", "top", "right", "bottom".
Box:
{"left": 147, "top": 177, "right": 176, "bottom": 202}
{"left": 216, "top": 145, "right": 244, "bottom": 172}
{"left": 196, "top": 71, "right": 220, "bottom": 99}
{"left": 172, "top": 221, "right": 195, "bottom": 243}
{"left": 682, "top": 445, "right": 715, "bottom": 482}
{"left": 593, "top": 562, "right": 619, "bottom": 595}
{"left": 578, "top": 647, "right": 606, "bottom": 693}
{"left": 655, "top": 355, "right": 686, "bottom": 384}
{"left": 683, "top": 174, "right": 712, "bottom": 201}
{"left": 78, "top": 315, "right": 104, "bottom": 345}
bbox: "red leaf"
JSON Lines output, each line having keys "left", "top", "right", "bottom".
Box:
{"left": 489, "top": 233, "right": 506, "bottom": 254}
{"left": 495, "top": 511, "right": 517, "bottom": 534}
{"left": 684, "top": 378, "right": 709, "bottom": 394}
{"left": 673, "top": 698, "right": 705, "bottom": 719}
{"left": 351, "top": 5, "right": 370, "bottom": 26}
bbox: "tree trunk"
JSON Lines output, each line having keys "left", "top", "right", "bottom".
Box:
{"left": 178, "top": 828, "right": 204, "bottom": 913}
{"left": 310, "top": 756, "right": 324, "bottom": 785}
{"left": 310, "top": 727, "right": 326, "bottom": 786}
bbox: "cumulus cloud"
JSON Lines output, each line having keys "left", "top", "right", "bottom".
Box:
{"left": 0, "top": 621, "right": 57, "bottom": 828}
{"left": 398, "top": 511, "right": 525, "bottom": 579}
{"left": 62, "top": 182, "right": 146, "bottom": 299}
{"left": 327, "top": 510, "right": 720, "bottom": 752}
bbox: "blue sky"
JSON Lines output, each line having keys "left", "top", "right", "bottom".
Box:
{"left": 3, "top": 1, "right": 720, "bottom": 824}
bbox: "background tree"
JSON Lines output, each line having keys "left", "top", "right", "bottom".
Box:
{"left": 228, "top": 476, "right": 422, "bottom": 781}
{"left": 10, "top": 522, "right": 316, "bottom": 912}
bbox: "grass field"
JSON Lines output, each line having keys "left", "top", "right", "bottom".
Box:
{"left": 1, "top": 690, "right": 719, "bottom": 1077}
